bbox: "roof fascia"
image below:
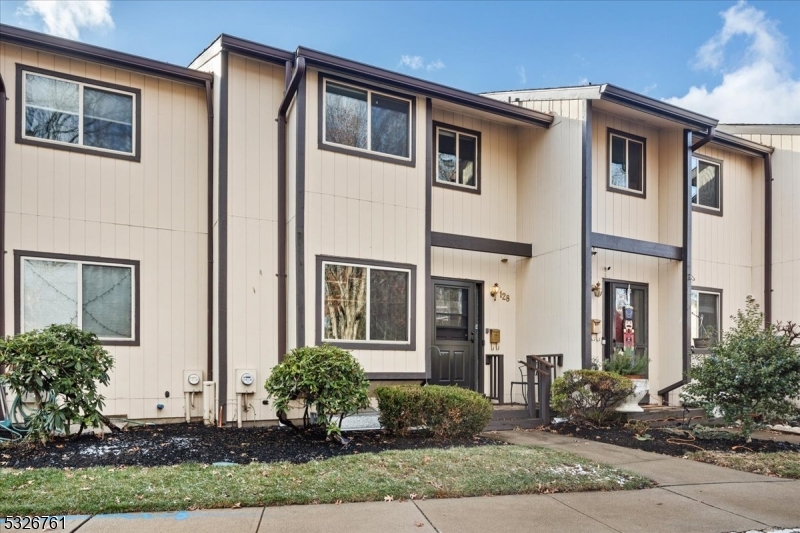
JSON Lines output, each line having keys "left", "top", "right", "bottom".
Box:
{"left": 0, "top": 24, "right": 212, "bottom": 86}
{"left": 219, "top": 34, "right": 294, "bottom": 65}
{"left": 298, "top": 47, "right": 553, "bottom": 128}
{"left": 599, "top": 84, "right": 717, "bottom": 130}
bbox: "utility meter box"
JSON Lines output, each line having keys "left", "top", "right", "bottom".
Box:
{"left": 183, "top": 370, "right": 204, "bottom": 393}
{"left": 235, "top": 369, "right": 258, "bottom": 394}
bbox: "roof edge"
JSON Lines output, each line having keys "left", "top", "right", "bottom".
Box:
{"left": 702, "top": 130, "right": 774, "bottom": 156}
{"left": 0, "top": 24, "right": 212, "bottom": 86}
{"left": 297, "top": 46, "right": 553, "bottom": 128}
{"left": 219, "top": 34, "right": 294, "bottom": 65}
{"left": 600, "top": 84, "right": 718, "bottom": 130}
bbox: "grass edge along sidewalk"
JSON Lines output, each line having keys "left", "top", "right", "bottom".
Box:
{"left": 0, "top": 445, "right": 653, "bottom": 515}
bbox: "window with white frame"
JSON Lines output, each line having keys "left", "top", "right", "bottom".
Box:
{"left": 21, "top": 68, "right": 136, "bottom": 156}
{"left": 322, "top": 78, "right": 412, "bottom": 160}
{"left": 692, "top": 156, "right": 722, "bottom": 212}
{"left": 691, "top": 289, "right": 721, "bottom": 346}
{"left": 321, "top": 260, "right": 411, "bottom": 344}
{"left": 608, "top": 129, "right": 645, "bottom": 195}
{"left": 20, "top": 255, "right": 137, "bottom": 342}
{"left": 435, "top": 124, "right": 479, "bottom": 191}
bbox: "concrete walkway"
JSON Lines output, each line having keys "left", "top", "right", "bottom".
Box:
{"left": 33, "top": 431, "right": 800, "bottom": 533}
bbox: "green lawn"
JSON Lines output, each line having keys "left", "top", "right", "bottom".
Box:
{"left": 0, "top": 445, "right": 653, "bottom": 515}
{"left": 688, "top": 450, "right": 800, "bottom": 479}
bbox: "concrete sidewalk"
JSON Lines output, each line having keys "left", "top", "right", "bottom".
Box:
{"left": 43, "top": 431, "right": 800, "bottom": 533}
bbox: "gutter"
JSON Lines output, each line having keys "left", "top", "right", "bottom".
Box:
{"left": 599, "top": 84, "right": 717, "bottom": 130}
{"left": 277, "top": 57, "right": 306, "bottom": 360}
{"left": 691, "top": 126, "right": 715, "bottom": 151}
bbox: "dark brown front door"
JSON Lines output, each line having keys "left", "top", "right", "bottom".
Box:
{"left": 604, "top": 280, "right": 649, "bottom": 375}
{"left": 430, "top": 280, "right": 479, "bottom": 390}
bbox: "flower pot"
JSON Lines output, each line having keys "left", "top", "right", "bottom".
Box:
{"left": 693, "top": 337, "right": 710, "bottom": 349}
{"left": 615, "top": 378, "right": 649, "bottom": 413}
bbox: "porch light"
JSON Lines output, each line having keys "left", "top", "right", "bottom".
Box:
{"left": 490, "top": 283, "right": 501, "bottom": 300}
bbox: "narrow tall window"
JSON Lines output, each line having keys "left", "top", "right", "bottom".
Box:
{"left": 19, "top": 254, "right": 137, "bottom": 343}
{"left": 21, "top": 68, "right": 137, "bottom": 157}
{"left": 435, "top": 123, "right": 480, "bottom": 192}
{"left": 692, "top": 156, "right": 722, "bottom": 213}
{"left": 323, "top": 79, "right": 412, "bottom": 160}
{"left": 691, "top": 289, "right": 721, "bottom": 348}
{"left": 608, "top": 129, "right": 645, "bottom": 195}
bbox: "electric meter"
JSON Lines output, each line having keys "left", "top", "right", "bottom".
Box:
{"left": 188, "top": 373, "right": 201, "bottom": 386}
{"left": 240, "top": 372, "right": 254, "bottom": 386}
{"left": 236, "top": 369, "right": 258, "bottom": 393}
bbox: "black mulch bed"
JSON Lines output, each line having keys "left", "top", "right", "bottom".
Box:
{"left": 0, "top": 423, "right": 503, "bottom": 469}
{"left": 547, "top": 422, "right": 800, "bottom": 456}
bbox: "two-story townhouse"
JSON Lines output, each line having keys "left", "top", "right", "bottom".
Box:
{"left": 1, "top": 25, "right": 796, "bottom": 426}
{"left": 0, "top": 25, "right": 212, "bottom": 422}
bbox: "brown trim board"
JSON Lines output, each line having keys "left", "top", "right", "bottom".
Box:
{"left": 581, "top": 100, "right": 593, "bottom": 369}
{"left": 425, "top": 97, "right": 433, "bottom": 380}
{"left": 0, "top": 73, "right": 6, "bottom": 338}
{"left": 591, "top": 233, "right": 682, "bottom": 261}
{"left": 217, "top": 50, "right": 229, "bottom": 420}
{"left": 431, "top": 232, "right": 531, "bottom": 258}
{"left": 13, "top": 250, "right": 140, "bottom": 346}
{"left": 0, "top": 24, "right": 212, "bottom": 87}
{"left": 205, "top": 79, "right": 214, "bottom": 381}
{"left": 15, "top": 64, "right": 142, "bottom": 163}
{"left": 682, "top": 129, "right": 693, "bottom": 377}
{"left": 295, "top": 72, "right": 308, "bottom": 348}
{"left": 764, "top": 152, "right": 772, "bottom": 325}
{"left": 314, "top": 255, "right": 417, "bottom": 351}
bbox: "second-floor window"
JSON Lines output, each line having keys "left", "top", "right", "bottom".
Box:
{"left": 20, "top": 67, "right": 137, "bottom": 158}
{"left": 435, "top": 123, "right": 480, "bottom": 193}
{"left": 608, "top": 129, "right": 646, "bottom": 196}
{"left": 692, "top": 156, "right": 722, "bottom": 213}
{"left": 322, "top": 78, "right": 412, "bottom": 162}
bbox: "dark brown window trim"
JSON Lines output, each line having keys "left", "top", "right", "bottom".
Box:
{"left": 606, "top": 127, "right": 647, "bottom": 199}
{"left": 315, "top": 255, "right": 417, "bottom": 351}
{"left": 317, "top": 73, "right": 416, "bottom": 167}
{"left": 432, "top": 121, "right": 481, "bottom": 195}
{"left": 13, "top": 250, "right": 141, "bottom": 346}
{"left": 691, "top": 153, "right": 723, "bottom": 217}
{"left": 15, "top": 64, "right": 142, "bottom": 162}
{"left": 690, "top": 285, "right": 723, "bottom": 354}
{"left": 431, "top": 232, "right": 531, "bottom": 258}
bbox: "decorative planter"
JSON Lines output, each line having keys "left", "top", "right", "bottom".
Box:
{"left": 693, "top": 337, "right": 710, "bottom": 349}
{"left": 615, "top": 378, "right": 649, "bottom": 413}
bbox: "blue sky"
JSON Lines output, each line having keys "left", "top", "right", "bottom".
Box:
{"left": 2, "top": 1, "right": 799, "bottom": 122}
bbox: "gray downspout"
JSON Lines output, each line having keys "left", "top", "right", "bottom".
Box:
{"left": 0, "top": 74, "right": 6, "bottom": 340}
{"left": 764, "top": 152, "right": 772, "bottom": 325}
{"left": 205, "top": 79, "right": 214, "bottom": 381}
{"left": 277, "top": 57, "right": 305, "bottom": 360}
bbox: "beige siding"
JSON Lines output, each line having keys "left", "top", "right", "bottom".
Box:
{"left": 729, "top": 132, "right": 800, "bottom": 325}
{"left": 1, "top": 43, "right": 209, "bottom": 420}
{"left": 221, "top": 55, "right": 285, "bottom": 422}
{"left": 515, "top": 99, "right": 583, "bottom": 383}
{"left": 692, "top": 144, "right": 763, "bottom": 331}
{"left": 302, "top": 68, "right": 427, "bottom": 374}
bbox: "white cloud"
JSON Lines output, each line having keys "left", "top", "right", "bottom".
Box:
{"left": 578, "top": 77, "right": 589, "bottom": 86}
{"left": 666, "top": 1, "right": 800, "bottom": 123}
{"left": 517, "top": 66, "right": 527, "bottom": 85}
{"left": 642, "top": 83, "right": 658, "bottom": 95}
{"left": 19, "top": 0, "right": 114, "bottom": 41}
{"left": 399, "top": 55, "right": 445, "bottom": 72}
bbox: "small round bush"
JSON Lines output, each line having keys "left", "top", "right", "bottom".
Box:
{"left": 264, "top": 345, "right": 370, "bottom": 435}
{"left": 375, "top": 385, "right": 493, "bottom": 439}
{"left": 551, "top": 370, "right": 634, "bottom": 426}
{"left": 0, "top": 324, "right": 115, "bottom": 442}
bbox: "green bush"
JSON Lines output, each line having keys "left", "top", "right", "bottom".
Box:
{"left": 604, "top": 348, "right": 648, "bottom": 376}
{"left": 0, "top": 324, "right": 115, "bottom": 442}
{"left": 264, "top": 345, "right": 370, "bottom": 436}
{"left": 375, "top": 385, "right": 493, "bottom": 439}
{"left": 681, "top": 298, "right": 800, "bottom": 441}
{"left": 551, "top": 370, "right": 634, "bottom": 425}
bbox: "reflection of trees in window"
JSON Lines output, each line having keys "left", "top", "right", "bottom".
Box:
{"left": 23, "top": 72, "right": 134, "bottom": 154}
{"left": 370, "top": 269, "right": 408, "bottom": 341}
{"left": 436, "top": 127, "right": 478, "bottom": 188}
{"left": 324, "top": 80, "right": 410, "bottom": 158}
{"left": 83, "top": 88, "right": 133, "bottom": 153}
{"left": 325, "top": 83, "right": 368, "bottom": 149}
{"left": 371, "top": 95, "right": 409, "bottom": 157}
{"left": 324, "top": 264, "right": 367, "bottom": 340}
{"left": 610, "top": 133, "right": 643, "bottom": 192}
{"left": 437, "top": 130, "right": 457, "bottom": 182}
{"left": 323, "top": 262, "right": 411, "bottom": 343}
{"left": 691, "top": 158, "right": 720, "bottom": 209}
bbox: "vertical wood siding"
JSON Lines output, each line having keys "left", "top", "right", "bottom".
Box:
{"left": 302, "top": 69, "right": 427, "bottom": 375}
{"left": 1, "top": 43, "right": 209, "bottom": 420}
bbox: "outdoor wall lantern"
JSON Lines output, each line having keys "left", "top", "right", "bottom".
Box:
{"left": 490, "top": 283, "right": 500, "bottom": 300}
